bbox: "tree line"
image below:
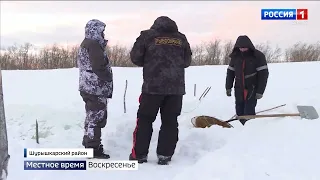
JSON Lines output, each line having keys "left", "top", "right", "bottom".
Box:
{"left": 0, "top": 39, "right": 319, "bottom": 70}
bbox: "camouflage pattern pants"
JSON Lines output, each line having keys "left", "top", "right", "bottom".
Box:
{"left": 80, "top": 91, "right": 108, "bottom": 148}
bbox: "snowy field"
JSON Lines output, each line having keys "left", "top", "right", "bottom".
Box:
{"left": 2, "top": 61, "right": 320, "bottom": 180}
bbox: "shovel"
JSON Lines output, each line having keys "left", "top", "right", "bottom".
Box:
{"left": 233, "top": 105, "right": 319, "bottom": 121}
{"left": 228, "top": 104, "right": 286, "bottom": 120}
{"left": 192, "top": 105, "right": 319, "bottom": 128}
{"left": 191, "top": 104, "right": 286, "bottom": 128}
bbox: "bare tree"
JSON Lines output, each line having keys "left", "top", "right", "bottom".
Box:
{"left": 68, "top": 46, "right": 79, "bottom": 68}
{"left": 285, "top": 41, "right": 320, "bottom": 62}
{"left": 0, "top": 40, "right": 319, "bottom": 70}
{"left": 18, "top": 43, "right": 33, "bottom": 69}
{"left": 191, "top": 45, "right": 205, "bottom": 65}
{"left": 107, "top": 45, "right": 133, "bottom": 67}
{"left": 38, "top": 47, "right": 50, "bottom": 69}
{"left": 204, "top": 39, "right": 222, "bottom": 65}
{"left": 255, "top": 42, "right": 282, "bottom": 63}
{"left": 0, "top": 52, "right": 11, "bottom": 70}
{"left": 5, "top": 44, "right": 20, "bottom": 69}
{"left": 221, "top": 40, "right": 234, "bottom": 65}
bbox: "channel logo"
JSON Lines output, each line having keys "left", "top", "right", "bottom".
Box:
{"left": 261, "top": 9, "right": 308, "bottom": 20}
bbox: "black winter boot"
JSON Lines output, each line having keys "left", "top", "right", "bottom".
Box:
{"left": 157, "top": 155, "right": 172, "bottom": 165}
{"left": 129, "top": 153, "right": 147, "bottom": 164}
{"left": 92, "top": 145, "right": 110, "bottom": 159}
{"left": 239, "top": 119, "right": 247, "bottom": 125}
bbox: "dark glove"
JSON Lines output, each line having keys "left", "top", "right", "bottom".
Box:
{"left": 226, "top": 89, "right": 231, "bottom": 97}
{"left": 256, "top": 93, "right": 263, "bottom": 99}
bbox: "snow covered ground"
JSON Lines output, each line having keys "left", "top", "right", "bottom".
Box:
{"left": 2, "top": 61, "right": 320, "bottom": 180}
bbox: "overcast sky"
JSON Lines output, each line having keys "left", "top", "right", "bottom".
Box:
{"left": 1, "top": 1, "right": 319, "bottom": 50}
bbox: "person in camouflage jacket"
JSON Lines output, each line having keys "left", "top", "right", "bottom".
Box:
{"left": 77, "top": 19, "right": 113, "bottom": 159}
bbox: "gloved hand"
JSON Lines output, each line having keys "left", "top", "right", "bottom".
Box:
{"left": 226, "top": 89, "right": 232, "bottom": 97}
{"left": 256, "top": 93, "right": 263, "bottom": 99}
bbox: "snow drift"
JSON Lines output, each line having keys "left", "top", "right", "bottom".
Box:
{"left": 2, "top": 61, "right": 320, "bottom": 180}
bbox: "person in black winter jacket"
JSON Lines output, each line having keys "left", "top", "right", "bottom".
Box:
{"left": 129, "top": 16, "right": 192, "bottom": 165}
{"left": 225, "top": 35, "right": 269, "bottom": 125}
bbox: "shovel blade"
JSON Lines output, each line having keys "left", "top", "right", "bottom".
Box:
{"left": 297, "top": 105, "right": 319, "bottom": 120}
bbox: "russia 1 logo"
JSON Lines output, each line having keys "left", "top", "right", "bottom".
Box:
{"left": 297, "top": 9, "right": 308, "bottom": 20}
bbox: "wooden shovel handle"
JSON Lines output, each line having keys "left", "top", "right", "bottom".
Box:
{"left": 237, "top": 113, "right": 300, "bottom": 119}
{"left": 228, "top": 104, "right": 286, "bottom": 120}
